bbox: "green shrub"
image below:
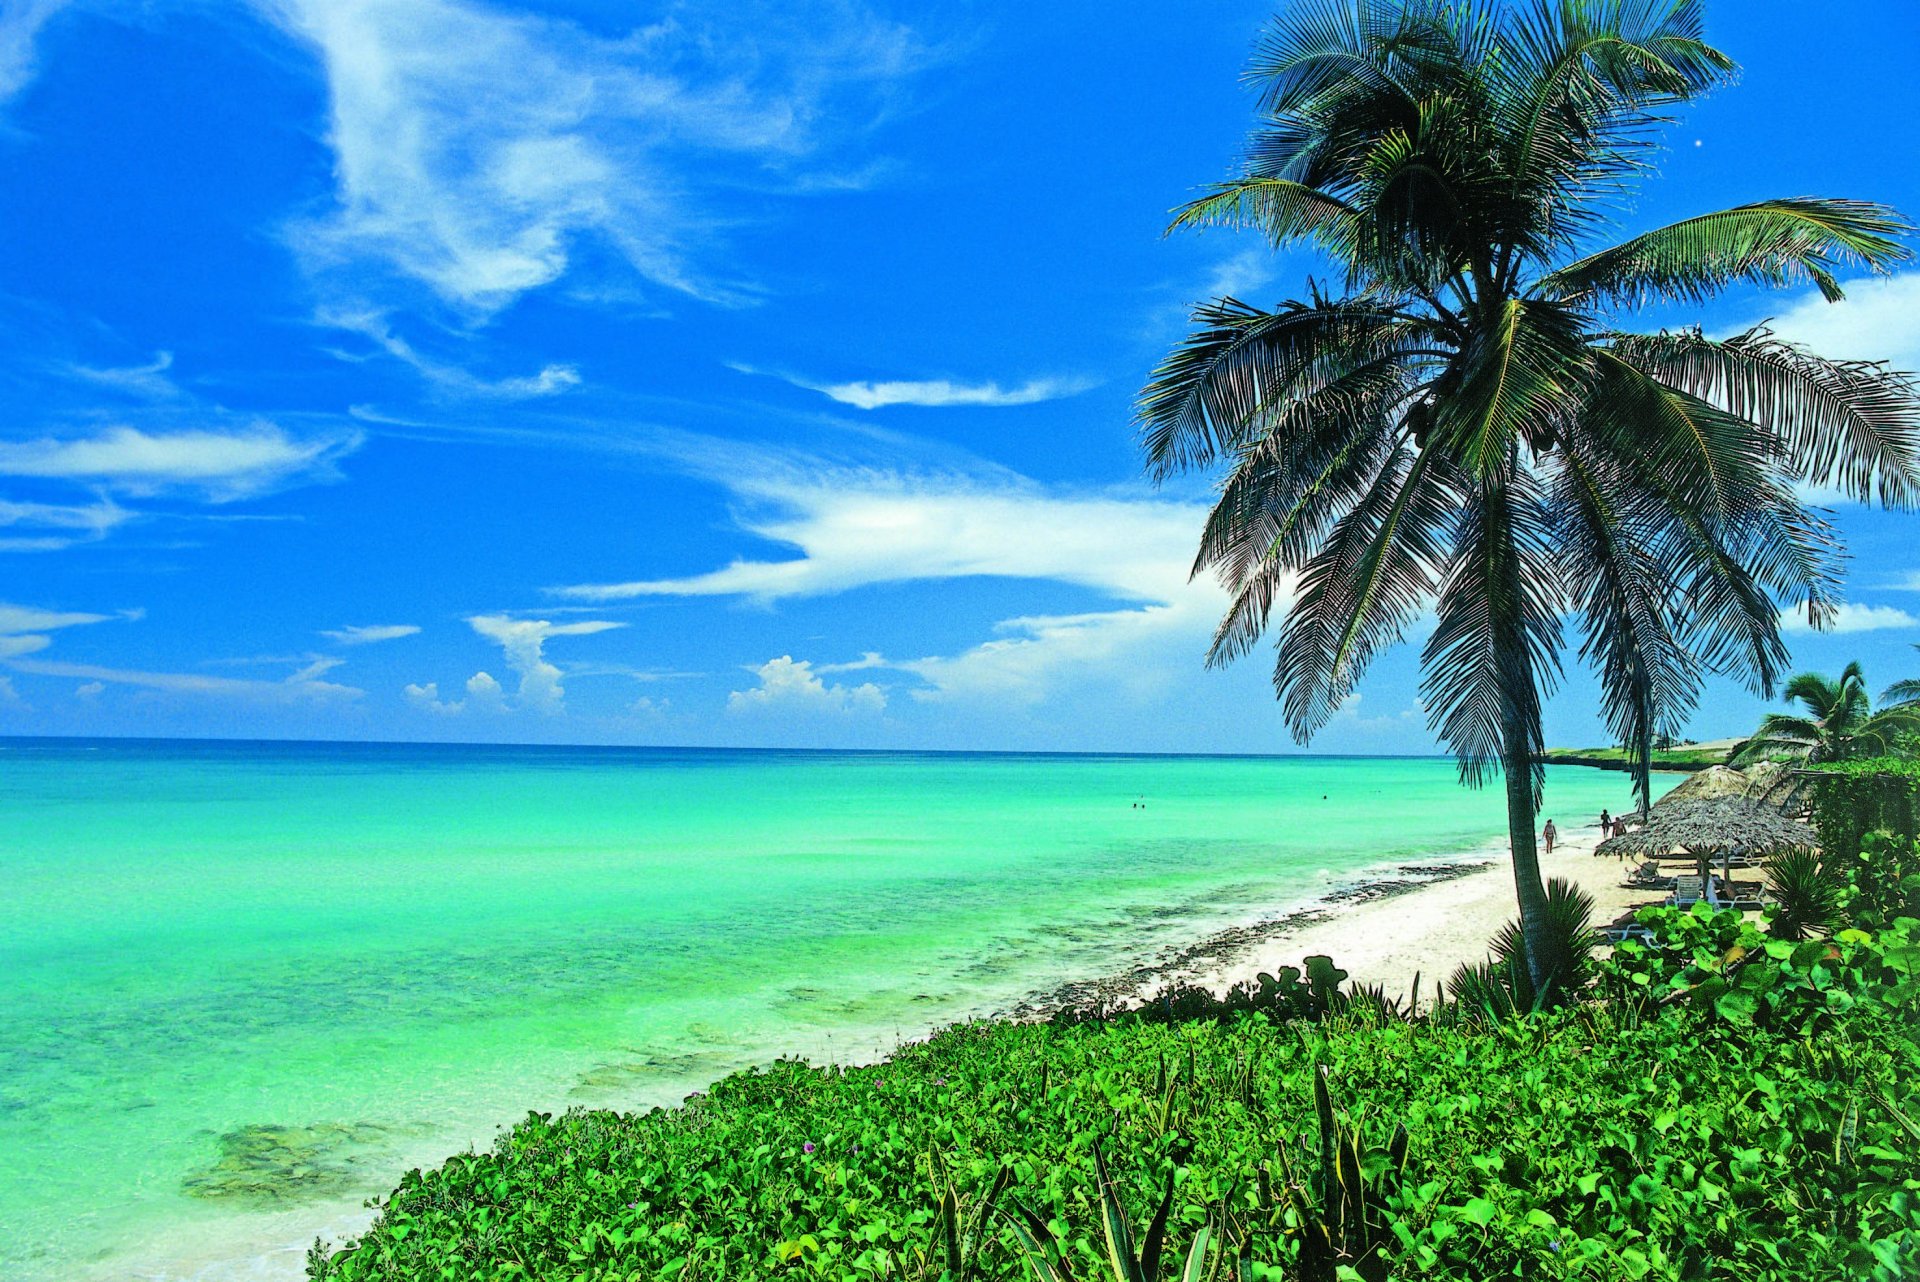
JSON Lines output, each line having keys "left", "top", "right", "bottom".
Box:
{"left": 1804, "top": 758, "right": 1920, "bottom": 861}
{"left": 308, "top": 908, "right": 1920, "bottom": 1282}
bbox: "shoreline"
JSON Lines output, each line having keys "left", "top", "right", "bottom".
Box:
{"left": 995, "top": 819, "right": 1657, "bottom": 1022}
{"left": 88, "top": 814, "right": 1663, "bottom": 1282}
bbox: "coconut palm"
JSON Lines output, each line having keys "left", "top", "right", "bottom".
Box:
{"left": 1731, "top": 662, "right": 1920, "bottom": 764}
{"left": 1879, "top": 644, "right": 1920, "bottom": 710}
{"left": 1139, "top": 0, "right": 1920, "bottom": 989}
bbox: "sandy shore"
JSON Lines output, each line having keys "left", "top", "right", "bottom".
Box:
{"left": 1131, "top": 818, "right": 1667, "bottom": 1007}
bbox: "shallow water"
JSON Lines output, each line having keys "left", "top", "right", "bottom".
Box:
{"left": 0, "top": 739, "right": 1661, "bottom": 1280}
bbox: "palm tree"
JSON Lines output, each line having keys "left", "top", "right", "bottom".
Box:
{"left": 1879, "top": 644, "right": 1920, "bottom": 710}
{"left": 1732, "top": 662, "right": 1920, "bottom": 763}
{"left": 1139, "top": 0, "right": 1920, "bottom": 989}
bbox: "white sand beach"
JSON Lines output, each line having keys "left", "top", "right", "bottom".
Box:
{"left": 1177, "top": 817, "right": 1671, "bottom": 1005}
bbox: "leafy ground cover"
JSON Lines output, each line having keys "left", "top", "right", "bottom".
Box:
{"left": 308, "top": 904, "right": 1920, "bottom": 1281}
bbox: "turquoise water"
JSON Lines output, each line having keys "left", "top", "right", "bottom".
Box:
{"left": 0, "top": 739, "right": 1658, "bottom": 1280}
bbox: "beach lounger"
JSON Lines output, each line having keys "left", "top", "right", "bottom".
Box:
{"left": 1668, "top": 876, "right": 1705, "bottom": 908}
{"left": 1621, "top": 861, "right": 1672, "bottom": 889}
{"left": 1603, "top": 923, "right": 1658, "bottom": 945}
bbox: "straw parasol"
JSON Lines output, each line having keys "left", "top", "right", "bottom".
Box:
{"left": 1597, "top": 795, "right": 1818, "bottom": 883}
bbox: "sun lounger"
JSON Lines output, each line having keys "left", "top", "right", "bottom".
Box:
{"left": 1621, "top": 861, "right": 1673, "bottom": 889}
{"left": 1604, "top": 922, "right": 1658, "bottom": 945}
{"left": 1668, "top": 875, "right": 1705, "bottom": 908}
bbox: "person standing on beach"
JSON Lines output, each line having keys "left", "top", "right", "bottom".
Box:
{"left": 1542, "top": 819, "right": 1558, "bottom": 856}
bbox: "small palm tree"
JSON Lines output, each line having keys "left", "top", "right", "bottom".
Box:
{"left": 1732, "top": 662, "right": 1920, "bottom": 763}
{"left": 1140, "top": 1, "right": 1920, "bottom": 988}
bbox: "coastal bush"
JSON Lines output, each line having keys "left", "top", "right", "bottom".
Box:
{"left": 1804, "top": 757, "right": 1920, "bottom": 861}
{"left": 308, "top": 910, "right": 1920, "bottom": 1282}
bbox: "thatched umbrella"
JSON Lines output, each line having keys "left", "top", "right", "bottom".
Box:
{"left": 1598, "top": 795, "right": 1817, "bottom": 885}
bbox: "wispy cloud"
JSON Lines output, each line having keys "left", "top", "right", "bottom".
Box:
{"left": 726, "top": 654, "right": 885, "bottom": 716}
{"left": 0, "top": 422, "right": 361, "bottom": 500}
{"left": 321, "top": 308, "right": 581, "bottom": 398}
{"left": 1779, "top": 602, "right": 1919, "bottom": 634}
{"left": 552, "top": 457, "right": 1207, "bottom": 606}
{"left": 734, "top": 363, "right": 1096, "bottom": 410}
{"left": 260, "top": 0, "right": 929, "bottom": 315}
{"left": 552, "top": 442, "right": 1238, "bottom": 710}
{"left": 0, "top": 0, "right": 70, "bottom": 104}
{"left": 8, "top": 655, "right": 363, "bottom": 701}
{"left": 0, "top": 495, "right": 133, "bottom": 551}
{"left": 1753, "top": 271, "right": 1920, "bottom": 369}
{"left": 0, "top": 599, "right": 132, "bottom": 658}
{"left": 0, "top": 600, "right": 357, "bottom": 699}
{"left": 321, "top": 623, "right": 421, "bottom": 645}
{"left": 68, "top": 350, "right": 182, "bottom": 401}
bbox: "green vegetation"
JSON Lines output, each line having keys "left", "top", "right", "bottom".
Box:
{"left": 307, "top": 800, "right": 1920, "bottom": 1281}
{"left": 307, "top": 900, "right": 1920, "bottom": 1280}
{"left": 1136, "top": 0, "right": 1920, "bottom": 990}
{"left": 1538, "top": 745, "right": 1729, "bottom": 771}
{"left": 1731, "top": 664, "right": 1920, "bottom": 766}
{"left": 1804, "top": 758, "right": 1920, "bottom": 863}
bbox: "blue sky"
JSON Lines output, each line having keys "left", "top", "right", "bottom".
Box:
{"left": 1, "top": 0, "right": 1917, "bottom": 753}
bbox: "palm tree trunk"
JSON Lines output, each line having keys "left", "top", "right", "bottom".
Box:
{"left": 1502, "top": 713, "right": 1552, "bottom": 994}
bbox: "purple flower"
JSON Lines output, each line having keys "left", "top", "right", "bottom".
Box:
{"left": 934, "top": 1077, "right": 947, "bottom": 1086}
{"left": 802, "top": 1141, "right": 816, "bottom": 1154}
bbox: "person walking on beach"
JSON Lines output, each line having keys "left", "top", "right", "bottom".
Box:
{"left": 1542, "top": 819, "right": 1558, "bottom": 856}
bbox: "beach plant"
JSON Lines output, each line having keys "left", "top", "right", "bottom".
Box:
{"left": 1764, "top": 848, "right": 1846, "bottom": 940}
{"left": 1263, "top": 1065, "right": 1409, "bottom": 1281}
{"left": 1448, "top": 875, "right": 1600, "bottom": 1017}
{"left": 1732, "top": 662, "right": 1920, "bottom": 766}
{"left": 1139, "top": 0, "right": 1920, "bottom": 991}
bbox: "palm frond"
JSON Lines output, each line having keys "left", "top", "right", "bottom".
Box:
{"left": 1428, "top": 297, "right": 1590, "bottom": 474}
{"left": 1137, "top": 298, "right": 1410, "bottom": 480}
{"left": 1420, "top": 471, "right": 1563, "bottom": 796}
{"left": 1167, "top": 178, "right": 1357, "bottom": 255}
{"left": 1540, "top": 198, "right": 1912, "bottom": 307}
{"left": 1610, "top": 326, "right": 1920, "bottom": 508}
{"left": 1270, "top": 440, "right": 1458, "bottom": 735}
{"left": 1551, "top": 435, "right": 1701, "bottom": 812}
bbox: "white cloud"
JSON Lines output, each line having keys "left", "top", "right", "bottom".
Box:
{"left": 0, "top": 674, "right": 19, "bottom": 706}
{"left": 440, "top": 613, "right": 626, "bottom": 715}
{"left": 727, "top": 655, "right": 885, "bottom": 716}
{"left": 322, "top": 623, "right": 420, "bottom": 645}
{"left": 69, "top": 350, "right": 182, "bottom": 400}
{"left": 1202, "top": 246, "right": 1278, "bottom": 301}
{"left": 1780, "top": 602, "right": 1919, "bottom": 634}
{"left": 0, "top": 600, "right": 126, "bottom": 659}
{"left": 7, "top": 656, "right": 362, "bottom": 701}
{"left": 260, "top": 0, "right": 927, "bottom": 314}
{"left": 0, "top": 0, "right": 69, "bottom": 103}
{"left": 0, "top": 602, "right": 114, "bottom": 634}
{"left": 321, "top": 308, "right": 581, "bottom": 398}
{"left": 1755, "top": 272, "right": 1920, "bottom": 369}
{"left": 0, "top": 423, "right": 360, "bottom": 500}
{"left": 74, "top": 679, "right": 103, "bottom": 699}
{"left": 552, "top": 463, "right": 1208, "bottom": 606}
{"left": 0, "top": 495, "right": 133, "bottom": 551}
{"left": 738, "top": 365, "right": 1096, "bottom": 410}
{"left": 553, "top": 448, "right": 1236, "bottom": 710}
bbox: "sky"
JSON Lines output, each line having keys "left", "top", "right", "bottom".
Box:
{"left": 1, "top": 0, "right": 1917, "bottom": 754}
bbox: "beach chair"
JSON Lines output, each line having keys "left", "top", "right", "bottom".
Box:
{"left": 1621, "top": 861, "right": 1672, "bottom": 889}
{"left": 1667, "top": 875, "right": 1705, "bottom": 908}
{"left": 1603, "top": 922, "right": 1658, "bottom": 945}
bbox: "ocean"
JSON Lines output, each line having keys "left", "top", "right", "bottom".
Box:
{"left": 0, "top": 738, "right": 1663, "bottom": 1280}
